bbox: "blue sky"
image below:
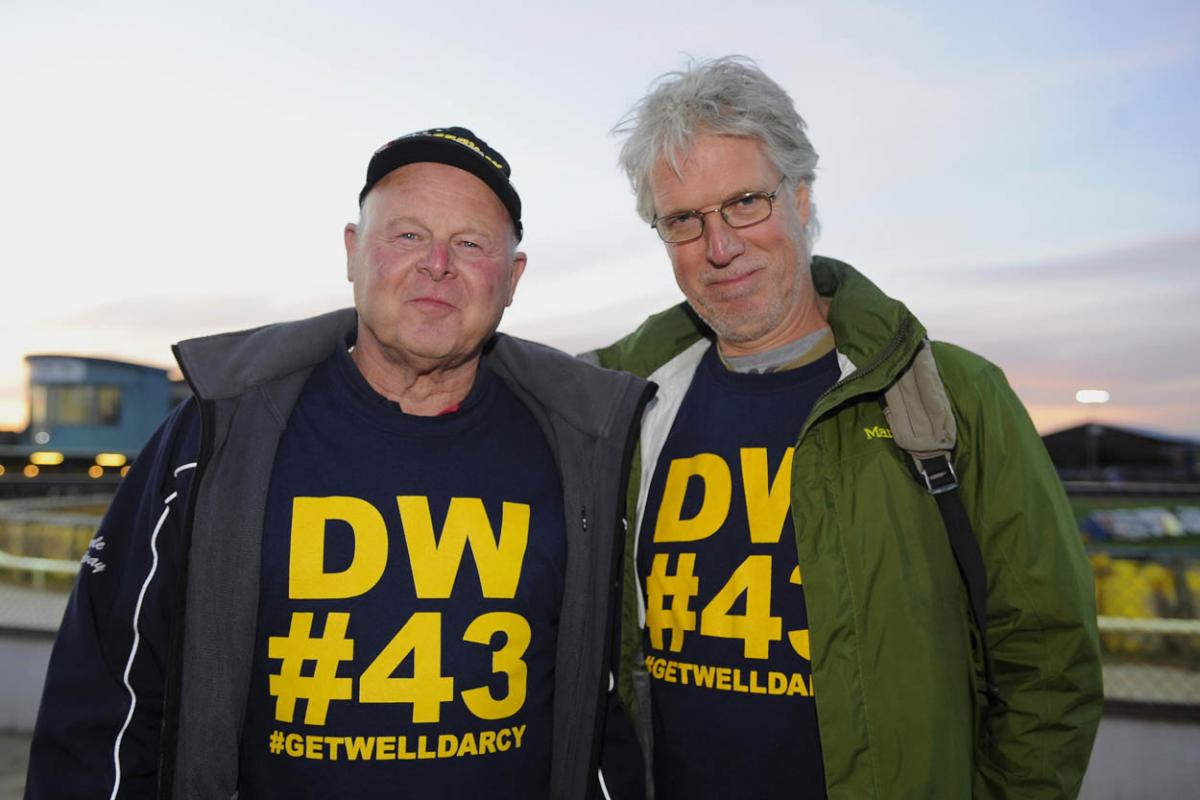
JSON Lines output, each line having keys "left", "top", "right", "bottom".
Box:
{"left": 1, "top": 0, "right": 1197, "bottom": 434}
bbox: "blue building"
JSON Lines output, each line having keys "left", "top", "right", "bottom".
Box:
{"left": 22, "top": 354, "right": 181, "bottom": 455}
{"left": 0, "top": 355, "right": 187, "bottom": 490}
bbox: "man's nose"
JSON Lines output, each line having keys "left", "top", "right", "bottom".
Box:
{"left": 420, "top": 241, "right": 453, "bottom": 280}
{"left": 704, "top": 214, "right": 745, "bottom": 267}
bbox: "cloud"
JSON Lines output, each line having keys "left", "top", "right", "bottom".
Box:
{"left": 894, "top": 233, "right": 1200, "bottom": 435}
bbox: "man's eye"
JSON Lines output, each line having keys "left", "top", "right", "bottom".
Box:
{"left": 732, "top": 194, "right": 762, "bottom": 209}
{"left": 458, "top": 239, "right": 480, "bottom": 249}
{"left": 396, "top": 232, "right": 420, "bottom": 241}
{"left": 665, "top": 212, "right": 697, "bottom": 228}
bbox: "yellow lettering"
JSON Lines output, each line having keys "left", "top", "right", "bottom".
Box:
{"left": 376, "top": 736, "right": 396, "bottom": 760}
{"left": 512, "top": 724, "right": 526, "bottom": 748}
{"left": 479, "top": 730, "right": 497, "bottom": 755}
{"left": 496, "top": 728, "right": 512, "bottom": 751}
{"left": 740, "top": 447, "right": 794, "bottom": 543}
{"left": 268, "top": 612, "right": 354, "bottom": 725}
{"left": 324, "top": 736, "right": 341, "bottom": 760}
{"left": 678, "top": 662, "right": 691, "bottom": 685}
{"left": 699, "top": 554, "right": 782, "bottom": 659}
{"left": 645, "top": 553, "right": 699, "bottom": 652}
{"left": 305, "top": 735, "right": 323, "bottom": 760}
{"left": 643, "top": 656, "right": 817, "bottom": 702}
{"left": 653, "top": 453, "right": 731, "bottom": 542}
{"left": 289, "top": 497, "right": 388, "bottom": 599}
{"left": 418, "top": 736, "right": 436, "bottom": 760}
{"left": 438, "top": 734, "right": 458, "bottom": 758}
{"left": 285, "top": 733, "right": 304, "bottom": 757}
{"left": 398, "top": 497, "right": 529, "bottom": 599}
{"left": 461, "top": 612, "right": 530, "bottom": 720}
{"left": 458, "top": 732, "right": 478, "bottom": 756}
{"left": 345, "top": 736, "right": 374, "bottom": 760}
{"left": 360, "top": 612, "right": 453, "bottom": 723}
{"left": 654, "top": 656, "right": 668, "bottom": 678}
{"left": 397, "top": 735, "right": 416, "bottom": 760}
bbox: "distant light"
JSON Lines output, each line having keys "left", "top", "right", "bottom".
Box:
{"left": 120, "top": 465, "right": 131, "bottom": 477}
{"left": 24, "top": 464, "right": 40, "bottom": 478}
{"left": 33, "top": 431, "right": 50, "bottom": 444}
{"left": 1075, "top": 390, "right": 1110, "bottom": 405}
{"left": 30, "top": 451, "right": 65, "bottom": 466}
{"left": 0, "top": 465, "right": 5, "bottom": 477}
{"left": 88, "top": 465, "right": 104, "bottom": 479}
{"left": 95, "top": 453, "right": 127, "bottom": 468}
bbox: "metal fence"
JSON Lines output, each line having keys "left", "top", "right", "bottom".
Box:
{"left": 1088, "top": 548, "right": 1200, "bottom": 708}
{"left": 0, "top": 496, "right": 106, "bottom": 590}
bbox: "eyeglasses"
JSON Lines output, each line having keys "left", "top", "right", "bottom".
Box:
{"left": 651, "top": 178, "right": 787, "bottom": 244}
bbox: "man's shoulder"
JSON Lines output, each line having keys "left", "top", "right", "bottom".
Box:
{"left": 927, "top": 340, "right": 1035, "bottom": 446}
{"left": 585, "top": 303, "right": 709, "bottom": 379}
{"left": 174, "top": 309, "right": 357, "bottom": 400}
{"left": 490, "top": 333, "right": 651, "bottom": 435}
{"left": 929, "top": 340, "right": 1008, "bottom": 397}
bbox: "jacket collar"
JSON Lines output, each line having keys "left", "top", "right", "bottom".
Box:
{"left": 595, "top": 256, "right": 927, "bottom": 396}
{"left": 173, "top": 308, "right": 648, "bottom": 439}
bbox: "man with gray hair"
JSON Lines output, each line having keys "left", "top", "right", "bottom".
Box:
{"left": 589, "top": 57, "right": 1101, "bottom": 798}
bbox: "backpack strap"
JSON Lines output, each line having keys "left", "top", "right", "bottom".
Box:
{"left": 883, "top": 340, "right": 1004, "bottom": 709}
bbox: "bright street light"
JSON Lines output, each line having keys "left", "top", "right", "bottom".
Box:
{"left": 1075, "top": 389, "right": 1110, "bottom": 404}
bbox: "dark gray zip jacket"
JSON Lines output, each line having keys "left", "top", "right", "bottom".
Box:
{"left": 27, "top": 309, "right": 652, "bottom": 800}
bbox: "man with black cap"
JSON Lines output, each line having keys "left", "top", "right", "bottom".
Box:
{"left": 27, "top": 127, "right": 650, "bottom": 799}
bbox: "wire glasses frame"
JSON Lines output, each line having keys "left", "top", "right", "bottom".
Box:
{"left": 651, "top": 178, "right": 788, "bottom": 244}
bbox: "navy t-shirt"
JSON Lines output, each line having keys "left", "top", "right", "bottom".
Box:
{"left": 239, "top": 346, "right": 566, "bottom": 799}
{"left": 637, "top": 344, "right": 839, "bottom": 800}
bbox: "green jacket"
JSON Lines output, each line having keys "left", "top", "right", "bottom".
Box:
{"left": 591, "top": 257, "right": 1102, "bottom": 798}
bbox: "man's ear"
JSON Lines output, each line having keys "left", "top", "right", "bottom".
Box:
{"left": 505, "top": 251, "right": 527, "bottom": 306}
{"left": 793, "top": 183, "right": 810, "bottom": 228}
{"left": 344, "top": 222, "right": 358, "bottom": 282}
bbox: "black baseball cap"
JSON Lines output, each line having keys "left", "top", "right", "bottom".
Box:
{"left": 359, "top": 126, "right": 523, "bottom": 240}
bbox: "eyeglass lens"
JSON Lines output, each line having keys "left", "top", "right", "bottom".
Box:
{"left": 655, "top": 191, "right": 775, "bottom": 243}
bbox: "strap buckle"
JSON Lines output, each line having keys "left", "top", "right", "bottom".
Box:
{"left": 919, "top": 455, "right": 959, "bottom": 495}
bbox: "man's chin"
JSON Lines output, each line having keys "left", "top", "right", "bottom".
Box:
{"left": 693, "top": 299, "right": 778, "bottom": 343}
{"left": 368, "top": 329, "right": 466, "bottom": 369}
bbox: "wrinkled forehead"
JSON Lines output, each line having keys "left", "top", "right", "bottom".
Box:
{"left": 649, "top": 134, "right": 778, "bottom": 208}
{"left": 360, "top": 162, "right": 516, "bottom": 236}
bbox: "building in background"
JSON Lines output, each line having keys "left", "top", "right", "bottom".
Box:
{"left": 0, "top": 355, "right": 188, "bottom": 493}
{"left": 1043, "top": 423, "right": 1200, "bottom": 483}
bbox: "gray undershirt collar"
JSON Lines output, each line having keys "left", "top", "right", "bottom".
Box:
{"left": 720, "top": 327, "right": 834, "bottom": 374}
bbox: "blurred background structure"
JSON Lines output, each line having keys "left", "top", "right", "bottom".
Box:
{"left": 2, "top": 0, "right": 1198, "bottom": 797}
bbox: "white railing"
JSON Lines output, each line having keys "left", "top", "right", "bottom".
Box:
{"left": 0, "top": 547, "right": 81, "bottom": 576}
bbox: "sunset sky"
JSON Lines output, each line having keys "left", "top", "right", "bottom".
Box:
{"left": 2, "top": 0, "right": 1197, "bottom": 437}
